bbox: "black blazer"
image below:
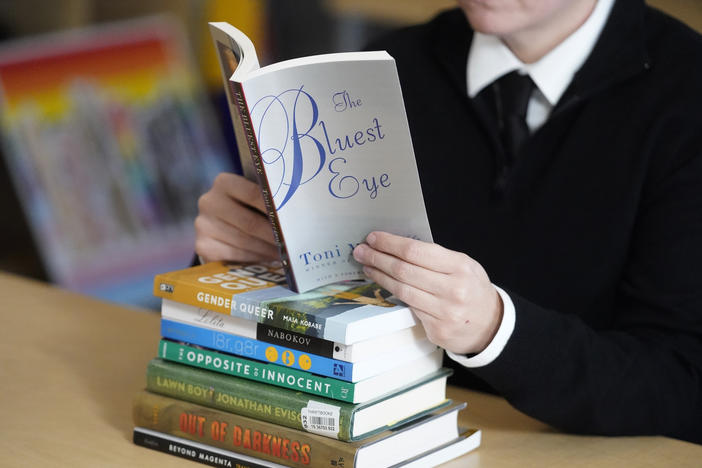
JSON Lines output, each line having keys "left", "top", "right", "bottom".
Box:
{"left": 369, "top": 0, "right": 702, "bottom": 443}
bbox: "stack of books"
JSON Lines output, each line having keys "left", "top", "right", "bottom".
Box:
{"left": 132, "top": 261, "right": 481, "bottom": 467}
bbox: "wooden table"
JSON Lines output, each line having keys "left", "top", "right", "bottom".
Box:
{"left": 1, "top": 272, "right": 700, "bottom": 467}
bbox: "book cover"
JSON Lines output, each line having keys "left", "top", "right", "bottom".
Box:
{"left": 132, "top": 390, "right": 466, "bottom": 468}
{"left": 161, "top": 298, "right": 429, "bottom": 362}
{"left": 154, "top": 262, "right": 419, "bottom": 344}
{"left": 146, "top": 358, "right": 451, "bottom": 441}
{"left": 157, "top": 339, "right": 444, "bottom": 404}
{"left": 208, "top": 22, "right": 432, "bottom": 293}
{"left": 160, "top": 318, "right": 438, "bottom": 382}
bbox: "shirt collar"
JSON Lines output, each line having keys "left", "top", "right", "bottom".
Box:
{"left": 467, "top": 0, "right": 616, "bottom": 105}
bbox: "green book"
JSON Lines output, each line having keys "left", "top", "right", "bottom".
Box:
{"left": 146, "top": 358, "right": 451, "bottom": 441}
{"left": 157, "top": 339, "right": 444, "bottom": 403}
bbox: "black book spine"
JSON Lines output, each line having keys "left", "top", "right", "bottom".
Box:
{"left": 256, "top": 323, "right": 336, "bottom": 357}
{"left": 133, "top": 427, "right": 275, "bottom": 468}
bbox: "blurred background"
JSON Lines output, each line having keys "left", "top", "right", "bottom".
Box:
{"left": 0, "top": 0, "right": 699, "bottom": 309}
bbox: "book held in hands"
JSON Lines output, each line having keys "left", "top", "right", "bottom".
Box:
{"left": 208, "top": 22, "right": 433, "bottom": 293}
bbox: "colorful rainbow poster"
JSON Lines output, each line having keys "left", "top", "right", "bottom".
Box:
{"left": 0, "top": 16, "right": 232, "bottom": 307}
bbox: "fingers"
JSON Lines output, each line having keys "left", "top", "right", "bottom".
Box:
{"left": 353, "top": 231, "right": 503, "bottom": 355}
{"left": 195, "top": 172, "right": 279, "bottom": 263}
{"left": 364, "top": 231, "right": 469, "bottom": 274}
{"left": 198, "top": 174, "right": 276, "bottom": 245}
{"left": 194, "top": 214, "right": 279, "bottom": 260}
{"left": 410, "top": 307, "right": 448, "bottom": 344}
{"left": 195, "top": 235, "right": 277, "bottom": 264}
{"left": 353, "top": 231, "right": 481, "bottom": 298}
{"left": 223, "top": 201, "right": 276, "bottom": 245}
{"left": 361, "top": 264, "right": 441, "bottom": 317}
{"left": 214, "top": 173, "right": 268, "bottom": 213}
{"left": 353, "top": 243, "right": 452, "bottom": 296}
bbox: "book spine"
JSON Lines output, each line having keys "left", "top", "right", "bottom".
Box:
{"left": 155, "top": 276, "right": 236, "bottom": 316}
{"left": 161, "top": 300, "right": 339, "bottom": 359}
{"left": 233, "top": 81, "right": 297, "bottom": 292}
{"left": 146, "top": 358, "right": 354, "bottom": 441}
{"left": 133, "top": 427, "right": 278, "bottom": 468}
{"left": 133, "top": 390, "right": 357, "bottom": 468}
{"left": 256, "top": 323, "right": 337, "bottom": 358}
{"left": 157, "top": 339, "right": 356, "bottom": 402}
{"left": 161, "top": 319, "right": 355, "bottom": 381}
{"left": 154, "top": 263, "right": 287, "bottom": 316}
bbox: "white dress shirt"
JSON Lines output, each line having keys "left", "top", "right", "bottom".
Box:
{"left": 447, "top": 0, "right": 615, "bottom": 368}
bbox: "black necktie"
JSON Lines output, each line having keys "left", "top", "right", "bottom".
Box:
{"left": 493, "top": 71, "right": 535, "bottom": 162}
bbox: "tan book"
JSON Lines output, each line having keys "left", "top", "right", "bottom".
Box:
{"left": 133, "top": 390, "right": 467, "bottom": 468}
{"left": 132, "top": 426, "right": 481, "bottom": 468}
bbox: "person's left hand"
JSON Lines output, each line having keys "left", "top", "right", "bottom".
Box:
{"left": 352, "top": 231, "right": 503, "bottom": 355}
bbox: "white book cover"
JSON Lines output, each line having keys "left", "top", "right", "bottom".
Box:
{"left": 209, "top": 23, "right": 432, "bottom": 292}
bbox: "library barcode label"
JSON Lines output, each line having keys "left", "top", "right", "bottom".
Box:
{"left": 301, "top": 401, "right": 340, "bottom": 439}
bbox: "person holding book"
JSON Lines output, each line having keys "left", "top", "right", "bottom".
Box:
{"left": 195, "top": 0, "right": 702, "bottom": 444}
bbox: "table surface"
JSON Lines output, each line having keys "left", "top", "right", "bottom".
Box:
{"left": 1, "top": 271, "right": 701, "bottom": 467}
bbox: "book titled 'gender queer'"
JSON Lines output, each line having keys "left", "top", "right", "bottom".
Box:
{"left": 209, "top": 22, "right": 433, "bottom": 293}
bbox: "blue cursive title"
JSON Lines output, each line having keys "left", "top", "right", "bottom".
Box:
{"left": 333, "top": 90, "right": 362, "bottom": 112}
{"left": 250, "top": 85, "right": 390, "bottom": 210}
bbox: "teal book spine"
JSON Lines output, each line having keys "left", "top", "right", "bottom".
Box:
{"left": 157, "top": 339, "right": 356, "bottom": 402}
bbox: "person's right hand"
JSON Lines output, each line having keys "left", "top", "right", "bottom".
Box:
{"left": 195, "top": 173, "right": 279, "bottom": 263}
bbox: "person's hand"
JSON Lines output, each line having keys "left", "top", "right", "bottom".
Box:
{"left": 195, "top": 173, "right": 279, "bottom": 263}
{"left": 352, "top": 231, "right": 503, "bottom": 355}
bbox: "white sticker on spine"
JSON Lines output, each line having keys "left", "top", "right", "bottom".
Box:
{"left": 301, "top": 400, "right": 340, "bottom": 439}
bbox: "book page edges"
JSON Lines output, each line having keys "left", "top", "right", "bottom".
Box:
{"left": 242, "top": 50, "right": 392, "bottom": 82}
{"left": 207, "top": 22, "right": 260, "bottom": 80}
